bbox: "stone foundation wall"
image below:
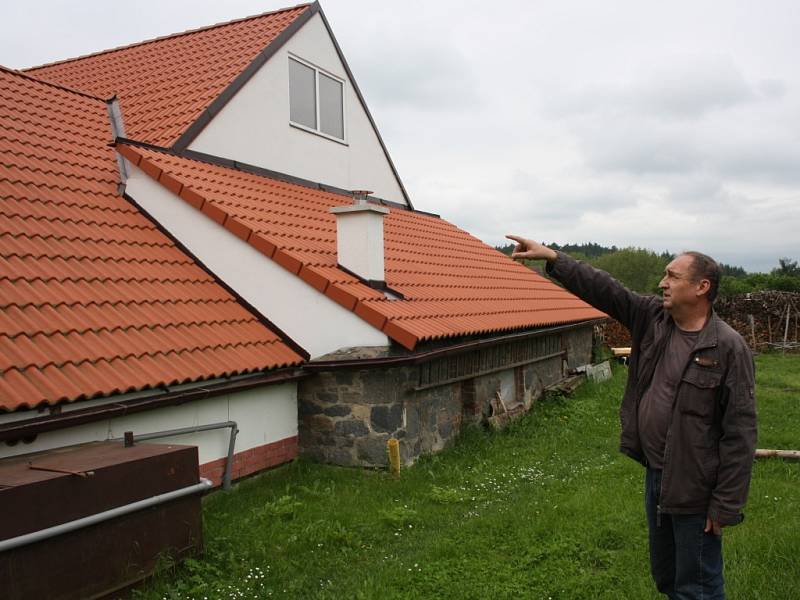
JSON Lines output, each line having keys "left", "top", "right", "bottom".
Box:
{"left": 298, "top": 324, "right": 595, "bottom": 468}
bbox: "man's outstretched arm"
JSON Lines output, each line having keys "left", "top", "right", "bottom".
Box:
{"left": 505, "top": 234, "right": 652, "bottom": 330}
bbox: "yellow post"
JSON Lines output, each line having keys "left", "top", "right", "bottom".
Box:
{"left": 387, "top": 438, "right": 401, "bottom": 477}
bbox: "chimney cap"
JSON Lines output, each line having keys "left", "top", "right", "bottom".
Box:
{"left": 330, "top": 203, "right": 389, "bottom": 215}
{"left": 350, "top": 189, "right": 373, "bottom": 205}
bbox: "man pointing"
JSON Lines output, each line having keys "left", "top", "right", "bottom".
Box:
{"left": 506, "top": 235, "right": 756, "bottom": 600}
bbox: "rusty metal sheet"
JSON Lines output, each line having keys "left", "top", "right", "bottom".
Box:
{"left": 0, "top": 441, "right": 203, "bottom": 599}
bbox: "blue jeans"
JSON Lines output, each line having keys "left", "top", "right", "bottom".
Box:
{"left": 645, "top": 468, "right": 725, "bottom": 599}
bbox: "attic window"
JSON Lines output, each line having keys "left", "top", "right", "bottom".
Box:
{"left": 289, "top": 56, "right": 345, "bottom": 142}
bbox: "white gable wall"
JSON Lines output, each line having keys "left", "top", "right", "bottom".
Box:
{"left": 188, "top": 13, "right": 407, "bottom": 206}
{"left": 125, "top": 164, "right": 390, "bottom": 359}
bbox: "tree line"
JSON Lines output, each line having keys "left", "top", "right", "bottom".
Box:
{"left": 496, "top": 243, "right": 800, "bottom": 298}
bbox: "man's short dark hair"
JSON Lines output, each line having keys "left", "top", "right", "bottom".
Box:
{"left": 682, "top": 251, "right": 721, "bottom": 303}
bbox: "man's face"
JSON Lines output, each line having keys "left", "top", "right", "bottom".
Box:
{"left": 659, "top": 254, "right": 705, "bottom": 311}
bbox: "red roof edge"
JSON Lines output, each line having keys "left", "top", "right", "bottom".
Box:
{"left": 23, "top": 3, "right": 313, "bottom": 73}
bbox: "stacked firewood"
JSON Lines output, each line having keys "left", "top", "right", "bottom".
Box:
{"left": 715, "top": 291, "right": 800, "bottom": 350}
{"left": 603, "top": 318, "right": 632, "bottom": 348}
{"left": 599, "top": 291, "right": 800, "bottom": 351}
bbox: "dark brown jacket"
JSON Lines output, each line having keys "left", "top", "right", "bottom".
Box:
{"left": 548, "top": 252, "right": 757, "bottom": 526}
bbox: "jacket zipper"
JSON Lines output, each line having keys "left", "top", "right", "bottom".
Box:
{"left": 658, "top": 336, "right": 718, "bottom": 524}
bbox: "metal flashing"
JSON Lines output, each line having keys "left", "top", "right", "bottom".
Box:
{"left": 107, "top": 96, "right": 128, "bottom": 192}
{"left": 115, "top": 137, "right": 419, "bottom": 213}
{"left": 336, "top": 263, "right": 405, "bottom": 299}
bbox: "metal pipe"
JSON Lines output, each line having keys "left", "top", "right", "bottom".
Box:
{"left": 0, "top": 478, "right": 212, "bottom": 553}
{"left": 117, "top": 421, "right": 239, "bottom": 491}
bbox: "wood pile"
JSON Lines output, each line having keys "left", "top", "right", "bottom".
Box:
{"left": 598, "top": 291, "right": 800, "bottom": 352}
{"left": 603, "top": 319, "right": 632, "bottom": 348}
{"left": 715, "top": 291, "right": 800, "bottom": 350}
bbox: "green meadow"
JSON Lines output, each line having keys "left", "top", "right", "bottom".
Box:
{"left": 138, "top": 353, "right": 800, "bottom": 600}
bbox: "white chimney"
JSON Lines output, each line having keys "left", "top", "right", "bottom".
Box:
{"left": 330, "top": 191, "right": 389, "bottom": 282}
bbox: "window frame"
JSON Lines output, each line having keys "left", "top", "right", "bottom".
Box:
{"left": 288, "top": 54, "right": 347, "bottom": 145}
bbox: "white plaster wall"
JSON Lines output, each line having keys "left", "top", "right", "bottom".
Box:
{"left": 126, "top": 165, "right": 389, "bottom": 358}
{"left": 188, "top": 13, "right": 407, "bottom": 206}
{"left": 0, "top": 383, "right": 297, "bottom": 465}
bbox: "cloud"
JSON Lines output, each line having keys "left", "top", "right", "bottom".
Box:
{"left": 547, "top": 56, "right": 773, "bottom": 121}
{"left": 349, "top": 39, "right": 482, "bottom": 111}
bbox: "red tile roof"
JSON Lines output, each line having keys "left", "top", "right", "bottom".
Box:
{"left": 0, "top": 67, "right": 303, "bottom": 412}
{"left": 118, "top": 144, "right": 605, "bottom": 351}
{"left": 25, "top": 5, "right": 310, "bottom": 147}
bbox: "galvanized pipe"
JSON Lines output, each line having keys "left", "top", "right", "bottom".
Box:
{"left": 0, "top": 478, "right": 212, "bottom": 553}
{"left": 118, "top": 421, "right": 239, "bottom": 491}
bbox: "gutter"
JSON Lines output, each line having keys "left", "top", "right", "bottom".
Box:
{"left": 305, "top": 320, "right": 605, "bottom": 371}
{"left": 0, "top": 369, "right": 304, "bottom": 444}
{"left": 0, "top": 321, "right": 601, "bottom": 442}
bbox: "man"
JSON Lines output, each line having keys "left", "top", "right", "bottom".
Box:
{"left": 506, "top": 235, "right": 756, "bottom": 600}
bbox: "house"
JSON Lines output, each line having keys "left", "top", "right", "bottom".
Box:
{"left": 1, "top": 2, "right": 605, "bottom": 473}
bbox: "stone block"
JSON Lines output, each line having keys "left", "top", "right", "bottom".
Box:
{"left": 340, "top": 391, "right": 364, "bottom": 404}
{"left": 329, "top": 448, "right": 355, "bottom": 466}
{"left": 335, "top": 371, "right": 355, "bottom": 386}
{"left": 299, "top": 401, "right": 323, "bottom": 416}
{"left": 371, "top": 404, "right": 403, "bottom": 433}
{"left": 315, "top": 391, "right": 339, "bottom": 404}
{"left": 351, "top": 404, "right": 370, "bottom": 421}
{"left": 323, "top": 404, "right": 351, "bottom": 417}
{"left": 405, "top": 404, "right": 420, "bottom": 438}
{"left": 334, "top": 419, "right": 370, "bottom": 437}
{"left": 356, "top": 434, "right": 390, "bottom": 465}
{"left": 439, "top": 418, "right": 454, "bottom": 440}
{"left": 304, "top": 414, "right": 334, "bottom": 432}
{"left": 361, "top": 373, "right": 395, "bottom": 404}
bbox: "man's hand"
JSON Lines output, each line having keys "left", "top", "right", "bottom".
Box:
{"left": 704, "top": 517, "right": 722, "bottom": 536}
{"left": 505, "top": 235, "right": 558, "bottom": 262}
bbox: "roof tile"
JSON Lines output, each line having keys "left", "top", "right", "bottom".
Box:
{"left": 26, "top": 5, "right": 310, "bottom": 147}
{"left": 122, "top": 144, "right": 605, "bottom": 350}
{"left": 0, "top": 68, "right": 302, "bottom": 412}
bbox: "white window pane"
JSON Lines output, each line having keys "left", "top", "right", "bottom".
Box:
{"left": 289, "top": 58, "right": 316, "bottom": 129}
{"left": 319, "top": 73, "right": 344, "bottom": 139}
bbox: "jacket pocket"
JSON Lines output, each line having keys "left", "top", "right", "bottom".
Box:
{"left": 679, "top": 366, "right": 723, "bottom": 420}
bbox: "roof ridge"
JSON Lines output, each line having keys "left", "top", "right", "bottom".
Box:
{"left": 0, "top": 64, "right": 107, "bottom": 102}
{"left": 23, "top": 3, "right": 312, "bottom": 73}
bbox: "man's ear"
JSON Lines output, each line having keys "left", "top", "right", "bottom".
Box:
{"left": 696, "top": 279, "right": 711, "bottom": 298}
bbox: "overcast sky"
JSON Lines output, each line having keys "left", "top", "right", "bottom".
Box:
{"left": 3, "top": 1, "right": 798, "bottom": 272}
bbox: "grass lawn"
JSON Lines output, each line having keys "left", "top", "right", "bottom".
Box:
{"left": 137, "top": 353, "right": 800, "bottom": 599}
